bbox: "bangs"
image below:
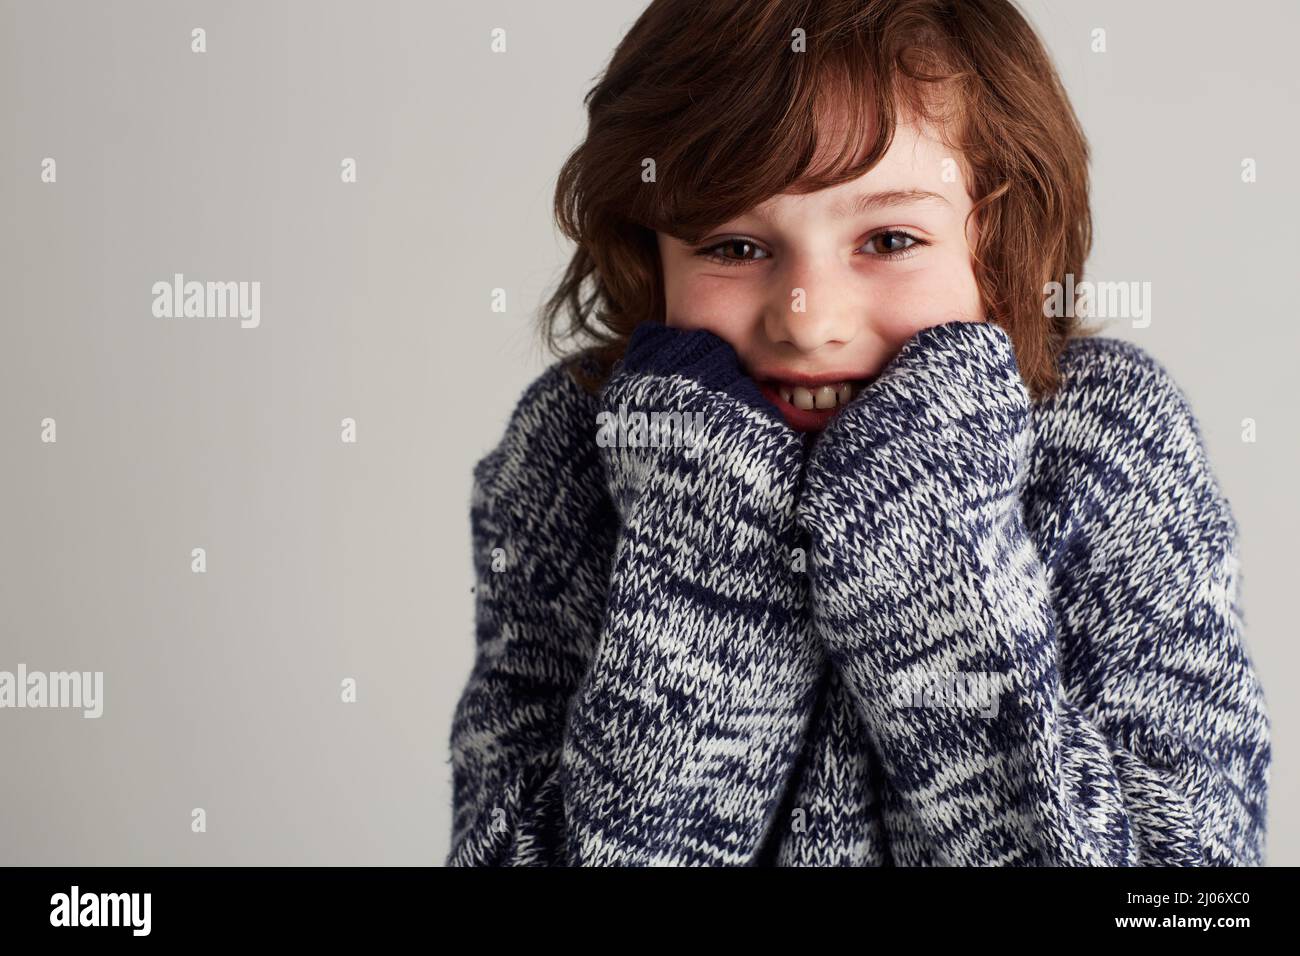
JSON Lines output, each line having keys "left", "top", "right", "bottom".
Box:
{"left": 634, "top": 18, "right": 972, "bottom": 244}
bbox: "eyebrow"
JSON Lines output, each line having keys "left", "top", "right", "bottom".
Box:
{"left": 746, "top": 188, "right": 952, "bottom": 226}
{"left": 827, "top": 188, "right": 951, "bottom": 220}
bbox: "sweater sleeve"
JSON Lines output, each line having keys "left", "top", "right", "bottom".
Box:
{"left": 559, "top": 323, "right": 825, "bottom": 866}
{"left": 444, "top": 362, "right": 618, "bottom": 866}
{"left": 797, "top": 321, "right": 1271, "bottom": 866}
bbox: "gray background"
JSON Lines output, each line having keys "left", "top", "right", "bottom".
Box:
{"left": 1, "top": 0, "right": 1294, "bottom": 865}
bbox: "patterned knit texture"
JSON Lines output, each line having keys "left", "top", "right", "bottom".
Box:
{"left": 445, "top": 319, "right": 1271, "bottom": 866}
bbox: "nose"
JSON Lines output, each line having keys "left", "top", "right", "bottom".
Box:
{"left": 762, "top": 259, "right": 858, "bottom": 353}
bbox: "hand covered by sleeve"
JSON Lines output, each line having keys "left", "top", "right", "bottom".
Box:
{"left": 795, "top": 319, "right": 1270, "bottom": 865}
{"left": 561, "top": 321, "right": 827, "bottom": 866}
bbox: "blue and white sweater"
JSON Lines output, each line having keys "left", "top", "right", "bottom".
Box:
{"left": 445, "top": 319, "right": 1271, "bottom": 866}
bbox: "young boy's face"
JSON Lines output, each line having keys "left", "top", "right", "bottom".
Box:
{"left": 656, "top": 120, "right": 984, "bottom": 432}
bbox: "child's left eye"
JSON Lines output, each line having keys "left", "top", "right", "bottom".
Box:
{"left": 861, "top": 230, "right": 926, "bottom": 259}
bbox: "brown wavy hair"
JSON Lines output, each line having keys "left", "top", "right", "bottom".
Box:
{"left": 541, "top": 0, "right": 1104, "bottom": 404}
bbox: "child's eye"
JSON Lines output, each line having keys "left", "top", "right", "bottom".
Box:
{"left": 861, "top": 230, "right": 926, "bottom": 260}
{"left": 694, "top": 237, "right": 770, "bottom": 268}
{"left": 694, "top": 230, "right": 928, "bottom": 268}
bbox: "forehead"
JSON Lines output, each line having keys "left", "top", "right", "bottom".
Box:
{"left": 752, "top": 122, "right": 969, "bottom": 221}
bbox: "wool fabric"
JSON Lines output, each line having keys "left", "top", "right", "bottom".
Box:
{"left": 445, "top": 319, "right": 1271, "bottom": 866}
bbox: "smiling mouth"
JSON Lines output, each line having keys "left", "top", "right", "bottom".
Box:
{"left": 771, "top": 381, "right": 862, "bottom": 410}
{"left": 753, "top": 375, "right": 874, "bottom": 431}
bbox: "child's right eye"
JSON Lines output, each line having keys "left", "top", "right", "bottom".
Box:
{"left": 694, "top": 238, "right": 770, "bottom": 267}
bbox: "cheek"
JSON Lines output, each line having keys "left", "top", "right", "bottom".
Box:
{"left": 663, "top": 274, "right": 763, "bottom": 340}
{"left": 874, "top": 251, "right": 983, "bottom": 332}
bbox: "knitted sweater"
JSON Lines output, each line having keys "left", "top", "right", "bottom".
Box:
{"left": 445, "top": 319, "right": 1271, "bottom": 866}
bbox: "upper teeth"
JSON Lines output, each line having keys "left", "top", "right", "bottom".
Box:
{"left": 777, "top": 382, "right": 858, "bottom": 410}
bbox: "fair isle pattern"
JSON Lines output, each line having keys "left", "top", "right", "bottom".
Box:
{"left": 445, "top": 321, "right": 1271, "bottom": 866}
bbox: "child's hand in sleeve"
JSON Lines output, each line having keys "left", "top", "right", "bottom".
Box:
{"left": 563, "top": 320, "right": 824, "bottom": 866}
{"left": 592, "top": 319, "right": 818, "bottom": 672}
{"left": 595, "top": 320, "right": 800, "bottom": 518}
{"left": 791, "top": 319, "right": 1268, "bottom": 865}
{"left": 797, "top": 319, "right": 1033, "bottom": 598}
